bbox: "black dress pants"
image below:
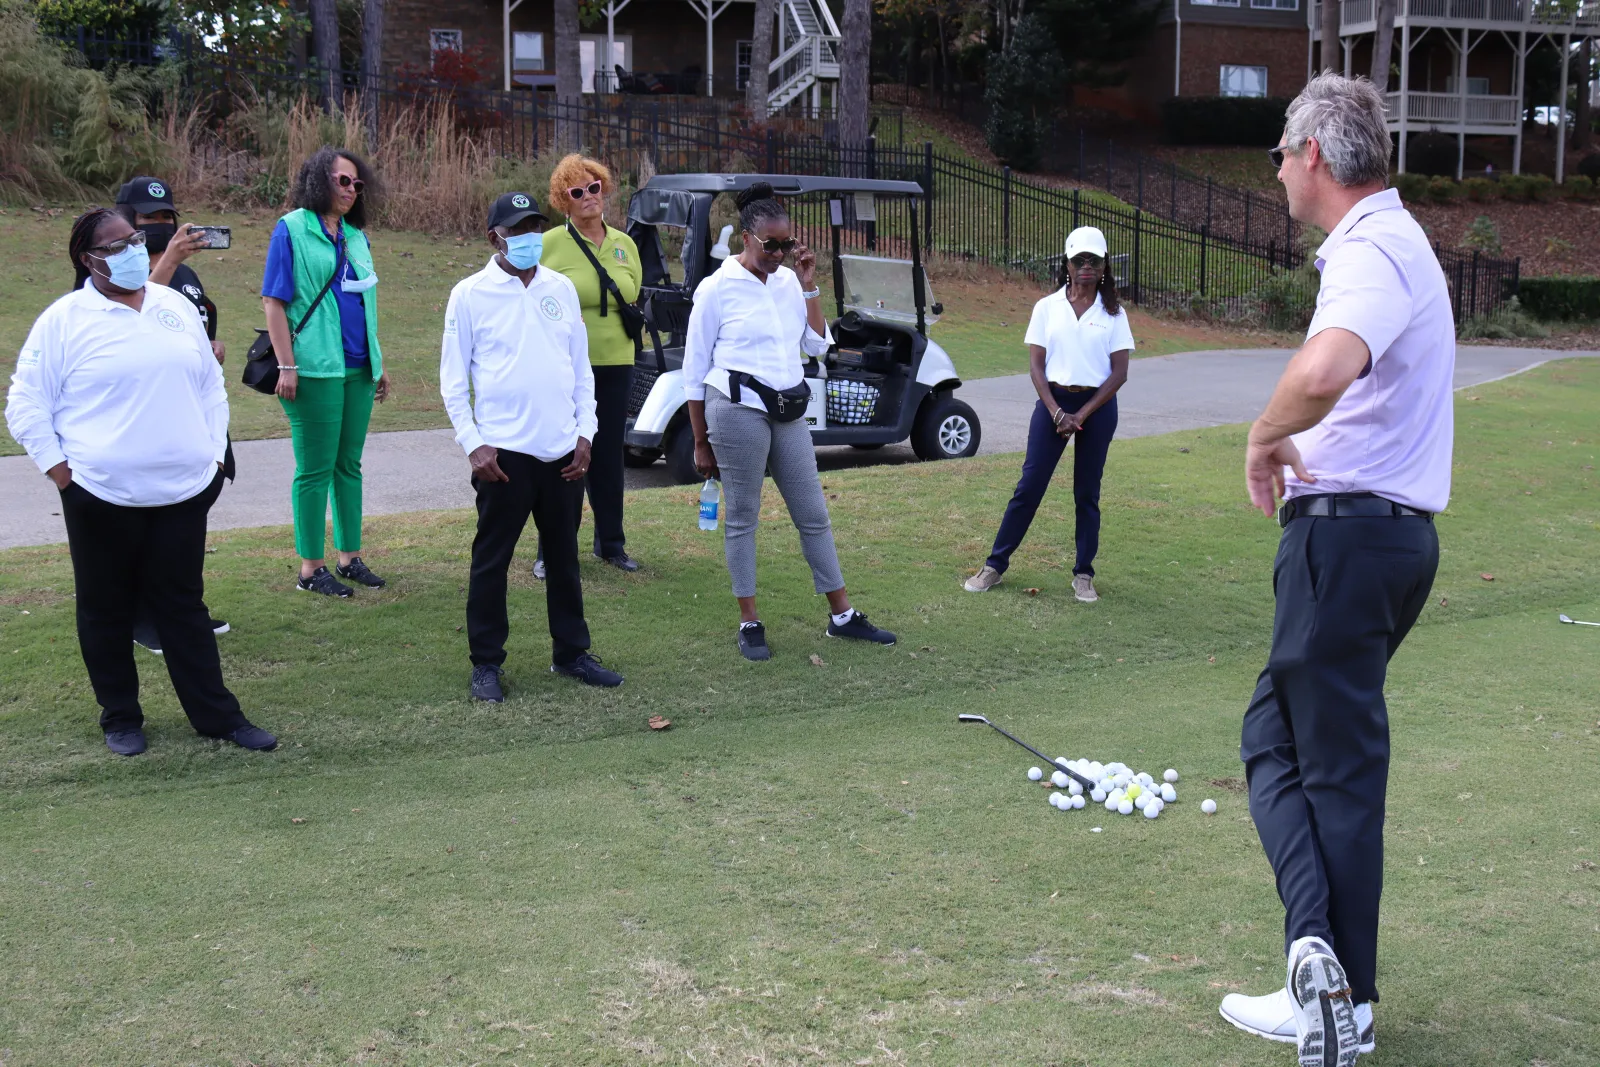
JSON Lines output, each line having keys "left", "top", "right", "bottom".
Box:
{"left": 469, "top": 448, "right": 592, "bottom": 668}
{"left": 1241, "top": 510, "right": 1439, "bottom": 1006}
{"left": 537, "top": 364, "right": 634, "bottom": 562}
{"left": 59, "top": 472, "right": 247, "bottom": 736}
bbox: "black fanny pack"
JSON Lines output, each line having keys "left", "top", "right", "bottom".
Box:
{"left": 727, "top": 371, "right": 811, "bottom": 423}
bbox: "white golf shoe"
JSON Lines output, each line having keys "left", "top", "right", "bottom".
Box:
{"left": 1220, "top": 986, "right": 1374, "bottom": 1054}
{"left": 1286, "top": 936, "right": 1363, "bottom": 1066}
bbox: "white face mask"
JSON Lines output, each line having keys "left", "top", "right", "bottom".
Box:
{"left": 341, "top": 265, "right": 378, "bottom": 293}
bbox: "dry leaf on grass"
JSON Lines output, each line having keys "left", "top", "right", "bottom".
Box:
{"left": 647, "top": 715, "right": 671, "bottom": 731}
{"left": 291, "top": 817, "right": 306, "bottom": 824}
{"left": 1024, "top": 587, "right": 1041, "bottom": 596}
{"left": 809, "top": 653, "right": 826, "bottom": 667}
{"left": 1481, "top": 573, "right": 1495, "bottom": 581}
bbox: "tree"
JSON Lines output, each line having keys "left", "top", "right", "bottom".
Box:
{"left": 553, "top": 0, "right": 581, "bottom": 147}
{"left": 982, "top": 13, "right": 1063, "bottom": 169}
{"left": 744, "top": 0, "right": 775, "bottom": 119}
{"left": 838, "top": 0, "right": 872, "bottom": 146}
{"left": 361, "top": 0, "right": 385, "bottom": 144}
{"left": 1370, "top": 0, "right": 1396, "bottom": 90}
{"left": 1320, "top": 0, "right": 1340, "bottom": 75}
{"left": 1031, "top": 0, "right": 1158, "bottom": 90}
{"left": 309, "top": 0, "right": 341, "bottom": 110}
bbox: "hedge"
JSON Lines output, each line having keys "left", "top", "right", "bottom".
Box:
{"left": 1517, "top": 276, "right": 1600, "bottom": 321}
{"left": 1161, "top": 96, "right": 1293, "bottom": 146}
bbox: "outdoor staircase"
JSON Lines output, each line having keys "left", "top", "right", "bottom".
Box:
{"left": 767, "top": 0, "right": 840, "bottom": 111}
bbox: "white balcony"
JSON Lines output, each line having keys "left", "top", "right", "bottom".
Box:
{"left": 1384, "top": 89, "right": 1523, "bottom": 129}
{"left": 1315, "top": 0, "right": 1600, "bottom": 34}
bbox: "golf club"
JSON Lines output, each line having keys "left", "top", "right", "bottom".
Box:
{"left": 1559, "top": 613, "right": 1600, "bottom": 627}
{"left": 957, "top": 713, "right": 1099, "bottom": 790}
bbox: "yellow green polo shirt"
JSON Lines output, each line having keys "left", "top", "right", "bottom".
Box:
{"left": 541, "top": 223, "right": 643, "bottom": 368}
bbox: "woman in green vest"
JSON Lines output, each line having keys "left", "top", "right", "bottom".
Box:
{"left": 261, "top": 147, "right": 391, "bottom": 598}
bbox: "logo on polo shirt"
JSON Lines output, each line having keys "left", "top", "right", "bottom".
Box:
{"left": 612, "top": 247, "right": 627, "bottom": 262}
{"left": 539, "top": 296, "right": 563, "bottom": 321}
{"left": 182, "top": 284, "right": 202, "bottom": 300}
{"left": 155, "top": 309, "right": 185, "bottom": 332}
{"left": 512, "top": 194, "right": 530, "bottom": 209}
{"left": 149, "top": 181, "right": 166, "bottom": 199}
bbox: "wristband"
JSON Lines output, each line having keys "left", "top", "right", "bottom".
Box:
{"left": 801, "top": 288, "right": 821, "bottom": 300}
{"left": 277, "top": 365, "right": 298, "bottom": 371}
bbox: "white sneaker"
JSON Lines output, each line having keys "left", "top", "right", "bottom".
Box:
{"left": 1220, "top": 986, "right": 1375, "bottom": 1053}
{"left": 1286, "top": 936, "right": 1363, "bottom": 1066}
{"left": 963, "top": 565, "right": 1002, "bottom": 592}
{"left": 1072, "top": 574, "right": 1098, "bottom": 602}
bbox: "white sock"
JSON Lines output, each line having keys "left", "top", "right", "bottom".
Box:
{"left": 831, "top": 609, "right": 855, "bottom": 626}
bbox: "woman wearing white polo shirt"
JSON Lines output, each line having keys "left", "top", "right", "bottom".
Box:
{"left": 964, "top": 226, "right": 1132, "bottom": 602}
{"left": 5, "top": 209, "right": 276, "bottom": 757}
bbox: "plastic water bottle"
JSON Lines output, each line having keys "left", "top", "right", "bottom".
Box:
{"left": 698, "top": 478, "right": 720, "bottom": 531}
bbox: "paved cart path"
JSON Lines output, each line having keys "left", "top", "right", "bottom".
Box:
{"left": 2, "top": 345, "right": 1593, "bottom": 549}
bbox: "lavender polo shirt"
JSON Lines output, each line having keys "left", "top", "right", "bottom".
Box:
{"left": 1284, "top": 188, "right": 1456, "bottom": 514}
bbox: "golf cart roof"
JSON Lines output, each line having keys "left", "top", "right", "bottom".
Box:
{"left": 638, "top": 173, "right": 925, "bottom": 198}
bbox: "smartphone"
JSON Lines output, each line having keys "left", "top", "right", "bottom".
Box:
{"left": 191, "top": 225, "right": 232, "bottom": 250}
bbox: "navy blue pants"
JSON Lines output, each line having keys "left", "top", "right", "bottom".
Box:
{"left": 986, "top": 387, "right": 1117, "bottom": 577}
{"left": 1242, "top": 510, "right": 1439, "bottom": 1005}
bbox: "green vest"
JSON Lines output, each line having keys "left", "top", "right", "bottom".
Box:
{"left": 281, "top": 208, "right": 383, "bottom": 379}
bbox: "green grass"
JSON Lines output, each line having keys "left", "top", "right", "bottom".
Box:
{"left": 1, "top": 360, "right": 1597, "bottom": 1064}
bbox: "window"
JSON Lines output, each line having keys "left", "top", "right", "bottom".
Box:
{"left": 513, "top": 31, "right": 545, "bottom": 71}
{"left": 1220, "top": 64, "right": 1269, "bottom": 98}
{"left": 736, "top": 40, "right": 752, "bottom": 92}
{"left": 579, "top": 35, "right": 630, "bottom": 93}
{"left": 1250, "top": 0, "right": 1299, "bottom": 9}
{"left": 1190, "top": 0, "right": 1241, "bottom": 7}
{"left": 1446, "top": 75, "right": 1491, "bottom": 96}
{"left": 429, "top": 29, "right": 462, "bottom": 58}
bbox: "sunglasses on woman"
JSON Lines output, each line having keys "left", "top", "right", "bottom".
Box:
{"left": 753, "top": 236, "right": 798, "bottom": 254}
{"left": 89, "top": 229, "right": 149, "bottom": 256}
{"left": 1069, "top": 253, "right": 1104, "bottom": 269}
{"left": 335, "top": 174, "right": 366, "bottom": 193}
{"left": 568, "top": 180, "right": 603, "bottom": 201}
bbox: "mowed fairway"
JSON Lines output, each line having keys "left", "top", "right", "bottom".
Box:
{"left": 0, "top": 362, "right": 1596, "bottom": 1066}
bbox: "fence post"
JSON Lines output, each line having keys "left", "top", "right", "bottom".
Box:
{"left": 1206, "top": 177, "right": 1214, "bottom": 233}
{"left": 1002, "top": 165, "right": 1011, "bottom": 266}
{"left": 1199, "top": 224, "right": 1208, "bottom": 296}
{"left": 1470, "top": 249, "right": 1480, "bottom": 318}
{"left": 1170, "top": 163, "right": 1177, "bottom": 221}
{"left": 1072, "top": 186, "right": 1080, "bottom": 232}
{"left": 1107, "top": 139, "right": 1113, "bottom": 192}
{"left": 923, "top": 141, "right": 934, "bottom": 252}
{"left": 1136, "top": 155, "right": 1144, "bottom": 211}
{"left": 867, "top": 136, "right": 878, "bottom": 251}
{"left": 1453, "top": 258, "right": 1466, "bottom": 324}
{"left": 1078, "top": 128, "right": 1085, "bottom": 182}
{"left": 1244, "top": 194, "right": 1252, "bottom": 248}
{"left": 1285, "top": 205, "right": 1294, "bottom": 267}
{"left": 1132, "top": 209, "right": 1142, "bottom": 305}
{"left": 766, "top": 127, "right": 776, "bottom": 174}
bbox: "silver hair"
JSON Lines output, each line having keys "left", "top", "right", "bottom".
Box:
{"left": 1282, "top": 72, "right": 1393, "bottom": 187}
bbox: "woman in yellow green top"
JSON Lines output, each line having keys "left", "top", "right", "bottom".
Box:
{"left": 537, "top": 154, "right": 644, "bottom": 574}
{"left": 261, "top": 147, "right": 392, "bottom": 598}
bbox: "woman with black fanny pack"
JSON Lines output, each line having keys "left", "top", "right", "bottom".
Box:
{"left": 682, "top": 182, "right": 895, "bottom": 661}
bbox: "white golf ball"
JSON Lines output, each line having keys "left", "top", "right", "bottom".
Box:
{"left": 1068, "top": 780, "right": 1084, "bottom": 796}
{"left": 1201, "top": 798, "right": 1218, "bottom": 815}
{"left": 1087, "top": 761, "right": 1105, "bottom": 777}
{"left": 1161, "top": 783, "right": 1178, "bottom": 803}
{"left": 1051, "top": 770, "right": 1070, "bottom": 789}
{"left": 1143, "top": 803, "right": 1160, "bottom": 819}
{"left": 1114, "top": 772, "right": 1133, "bottom": 788}
{"left": 1049, "top": 791, "right": 1064, "bottom": 808}
{"left": 1117, "top": 798, "right": 1135, "bottom": 816}
{"left": 1164, "top": 768, "right": 1180, "bottom": 783}
{"left": 1090, "top": 788, "right": 1107, "bottom": 803}
{"left": 1104, "top": 796, "right": 1119, "bottom": 812}
{"left": 1136, "top": 772, "right": 1154, "bottom": 786}
{"left": 1071, "top": 794, "right": 1086, "bottom": 809}
{"left": 1055, "top": 757, "right": 1072, "bottom": 769}
{"left": 1098, "top": 777, "right": 1115, "bottom": 793}
{"left": 1028, "top": 766, "right": 1043, "bottom": 781}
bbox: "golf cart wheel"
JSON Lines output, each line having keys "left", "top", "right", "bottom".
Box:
{"left": 623, "top": 447, "right": 660, "bottom": 468}
{"left": 912, "top": 395, "right": 981, "bottom": 461}
{"left": 666, "top": 426, "right": 700, "bottom": 485}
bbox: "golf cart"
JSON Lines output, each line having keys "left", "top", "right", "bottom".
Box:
{"left": 621, "top": 173, "right": 981, "bottom": 483}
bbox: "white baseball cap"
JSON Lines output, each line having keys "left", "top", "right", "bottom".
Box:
{"left": 1063, "top": 226, "right": 1108, "bottom": 260}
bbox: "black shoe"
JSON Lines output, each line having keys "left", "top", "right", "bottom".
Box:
{"left": 551, "top": 652, "right": 623, "bottom": 688}
{"left": 225, "top": 723, "right": 278, "bottom": 751}
{"left": 827, "top": 610, "right": 896, "bottom": 645}
{"left": 532, "top": 558, "right": 546, "bottom": 581}
{"left": 737, "top": 621, "right": 771, "bottom": 661}
{"left": 297, "top": 566, "right": 353, "bottom": 598}
{"left": 104, "top": 728, "right": 147, "bottom": 756}
{"left": 336, "top": 556, "right": 386, "bottom": 588}
{"left": 597, "top": 551, "right": 640, "bottom": 573}
{"left": 133, "top": 623, "right": 163, "bottom": 655}
{"left": 471, "top": 664, "right": 505, "bottom": 702}
{"left": 211, "top": 618, "right": 230, "bottom": 634}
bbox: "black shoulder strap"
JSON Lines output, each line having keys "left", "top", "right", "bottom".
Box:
{"left": 567, "top": 221, "right": 625, "bottom": 319}
{"left": 727, "top": 370, "right": 743, "bottom": 405}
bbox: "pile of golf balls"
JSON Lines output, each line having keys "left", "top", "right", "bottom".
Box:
{"left": 1029, "top": 759, "right": 1201, "bottom": 820}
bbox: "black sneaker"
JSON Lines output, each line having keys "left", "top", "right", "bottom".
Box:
{"left": 224, "top": 723, "right": 278, "bottom": 751}
{"left": 104, "top": 728, "right": 147, "bottom": 756}
{"left": 532, "top": 558, "right": 546, "bottom": 581}
{"left": 297, "top": 566, "right": 353, "bottom": 598}
{"left": 597, "top": 551, "right": 640, "bottom": 572}
{"left": 737, "top": 621, "right": 771, "bottom": 661}
{"left": 827, "top": 610, "right": 896, "bottom": 645}
{"left": 133, "top": 622, "right": 163, "bottom": 655}
{"left": 551, "top": 652, "right": 623, "bottom": 688}
{"left": 471, "top": 664, "right": 505, "bottom": 702}
{"left": 336, "top": 557, "right": 386, "bottom": 588}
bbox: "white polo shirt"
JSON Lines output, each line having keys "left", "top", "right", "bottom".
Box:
{"left": 1024, "top": 289, "right": 1135, "bottom": 387}
{"left": 439, "top": 258, "right": 597, "bottom": 463}
{"left": 682, "top": 257, "right": 832, "bottom": 413}
{"left": 1285, "top": 188, "right": 1455, "bottom": 514}
{"left": 6, "top": 281, "right": 229, "bottom": 507}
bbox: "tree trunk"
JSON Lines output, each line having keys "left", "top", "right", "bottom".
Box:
{"left": 838, "top": 0, "right": 871, "bottom": 146}
{"left": 553, "top": 0, "right": 582, "bottom": 149}
{"left": 1576, "top": 36, "right": 1593, "bottom": 153}
{"left": 361, "top": 0, "right": 386, "bottom": 147}
{"left": 745, "top": 0, "right": 776, "bottom": 120}
{"left": 1320, "top": 0, "right": 1341, "bottom": 75}
{"left": 1370, "top": 0, "right": 1396, "bottom": 90}
{"left": 310, "top": 0, "right": 342, "bottom": 111}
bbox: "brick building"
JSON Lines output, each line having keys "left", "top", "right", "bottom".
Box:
{"left": 1123, "top": 0, "right": 1312, "bottom": 121}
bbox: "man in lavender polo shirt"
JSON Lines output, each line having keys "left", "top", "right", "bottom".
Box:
{"left": 1220, "top": 73, "right": 1454, "bottom": 1067}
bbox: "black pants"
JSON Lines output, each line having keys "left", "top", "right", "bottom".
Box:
{"left": 986, "top": 387, "right": 1117, "bottom": 577}
{"left": 538, "top": 364, "right": 634, "bottom": 562}
{"left": 60, "top": 472, "right": 247, "bottom": 736}
{"left": 1241, "top": 510, "right": 1439, "bottom": 1006}
{"left": 469, "top": 448, "right": 591, "bottom": 668}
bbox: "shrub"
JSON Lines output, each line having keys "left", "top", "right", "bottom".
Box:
{"left": 1517, "top": 276, "right": 1600, "bottom": 321}
{"left": 1392, "top": 171, "right": 1431, "bottom": 203}
{"left": 1459, "top": 215, "right": 1502, "bottom": 255}
{"left": 1244, "top": 269, "right": 1318, "bottom": 331}
{"left": 1404, "top": 132, "right": 1458, "bottom": 177}
{"left": 1560, "top": 174, "right": 1594, "bottom": 200}
{"left": 1578, "top": 153, "right": 1600, "bottom": 180}
{"left": 1498, "top": 173, "right": 1534, "bottom": 201}
{"left": 1458, "top": 296, "right": 1550, "bottom": 340}
{"left": 1526, "top": 174, "right": 1556, "bottom": 202}
{"left": 1160, "top": 96, "right": 1293, "bottom": 146}
{"left": 1462, "top": 176, "right": 1499, "bottom": 202}
{"left": 1427, "top": 175, "right": 1461, "bottom": 202}
{"left": 983, "top": 16, "right": 1064, "bottom": 170}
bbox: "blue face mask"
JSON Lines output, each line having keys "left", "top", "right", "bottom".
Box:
{"left": 96, "top": 242, "right": 151, "bottom": 291}
{"left": 502, "top": 231, "right": 543, "bottom": 270}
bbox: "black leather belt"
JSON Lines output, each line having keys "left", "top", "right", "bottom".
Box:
{"left": 1279, "top": 492, "right": 1433, "bottom": 528}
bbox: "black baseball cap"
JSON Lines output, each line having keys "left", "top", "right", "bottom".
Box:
{"left": 487, "top": 191, "right": 548, "bottom": 231}
{"left": 116, "top": 176, "right": 178, "bottom": 215}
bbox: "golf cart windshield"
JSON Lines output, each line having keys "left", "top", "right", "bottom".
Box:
{"left": 838, "top": 254, "right": 939, "bottom": 328}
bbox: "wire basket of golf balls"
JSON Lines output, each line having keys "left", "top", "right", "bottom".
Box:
{"left": 825, "top": 376, "right": 881, "bottom": 425}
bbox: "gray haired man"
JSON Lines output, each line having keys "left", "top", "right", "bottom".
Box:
{"left": 1220, "top": 73, "right": 1455, "bottom": 1067}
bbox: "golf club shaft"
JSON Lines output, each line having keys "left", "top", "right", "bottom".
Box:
{"left": 959, "top": 716, "right": 1098, "bottom": 790}
{"left": 1569, "top": 619, "right": 1600, "bottom": 627}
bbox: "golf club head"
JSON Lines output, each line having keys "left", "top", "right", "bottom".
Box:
{"left": 1560, "top": 614, "right": 1574, "bottom": 624}
{"left": 957, "top": 714, "right": 990, "bottom": 725}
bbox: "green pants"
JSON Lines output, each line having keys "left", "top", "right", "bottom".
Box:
{"left": 280, "top": 367, "right": 375, "bottom": 560}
